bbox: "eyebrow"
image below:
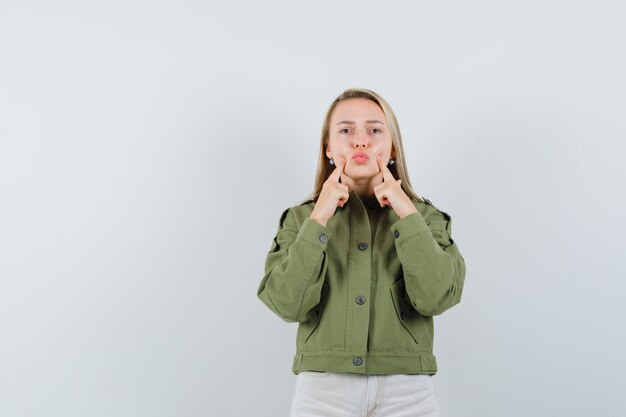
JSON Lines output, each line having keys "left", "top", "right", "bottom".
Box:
{"left": 335, "top": 120, "right": 386, "bottom": 126}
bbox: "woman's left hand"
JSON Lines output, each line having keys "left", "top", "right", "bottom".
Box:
{"left": 374, "top": 154, "right": 418, "bottom": 219}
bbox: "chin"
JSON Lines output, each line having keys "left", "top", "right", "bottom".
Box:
{"left": 346, "top": 167, "right": 378, "bottom": 179}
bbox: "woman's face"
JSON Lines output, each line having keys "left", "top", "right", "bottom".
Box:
{"left": 326, "top": 98, "right": 394, "bottom": 180}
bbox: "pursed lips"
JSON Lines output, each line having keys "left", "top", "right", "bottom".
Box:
{"left": 352, "top": 152, "right": 369, "bottom": 161}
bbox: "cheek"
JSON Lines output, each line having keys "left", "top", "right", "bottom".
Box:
{"left": 371, "top": 142, "right": 392, "bottom": 156}
{"left": 329, "top": 142, "right": 350, "bottom": 155}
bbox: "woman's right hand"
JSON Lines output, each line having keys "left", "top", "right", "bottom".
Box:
{"left": 310, "top": 157, "right": 350, "bottom": 227}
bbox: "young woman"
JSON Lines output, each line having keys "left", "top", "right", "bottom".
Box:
{"left": 257, "top": 88, "right": 466, "bottom": 417}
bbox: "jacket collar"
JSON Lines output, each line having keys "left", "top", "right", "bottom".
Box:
{"left": 346, "top": 189, "right": 385, "bottom": 211}
{"left": 324, "top": 189, "right": 394, "bottom": 233}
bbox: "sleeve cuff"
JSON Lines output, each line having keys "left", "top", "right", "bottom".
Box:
{"left": 297, "top": 217, "right": 334, "bottom": 250}
{"left": 390, "top": 211, "right": 430, "bottom": 245}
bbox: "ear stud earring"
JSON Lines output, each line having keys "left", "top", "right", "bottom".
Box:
{"left": 388, "top": 159, "right": 395, "bottom": 166}
{"left": 329, "top": 158, "right": 335, "bottom": 165}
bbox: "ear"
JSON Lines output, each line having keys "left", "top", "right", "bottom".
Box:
{"left": 325, "top": 146, "right": 333, "bottom": 159}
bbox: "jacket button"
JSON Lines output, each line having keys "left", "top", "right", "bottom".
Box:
{"left": 353, "top": 357, "right": 363, "bottom": 366}
{"left": 366, "top": 200, "right": 377, "bottom": 209}
{"left": 355, "top": 295, "right": 366, "bottom": 305}
{"left": 319, "top": 234, "right": 328, "bottom": 243}
{"left": 393, "top": 230, "right": 400, "bottom": 238}
{"left": 358, "top": 242, "right": 368, "bottom": 250}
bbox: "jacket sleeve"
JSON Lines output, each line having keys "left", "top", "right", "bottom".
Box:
{"left": 257, "top": 207, "right": 333, "bottom": 323}
{"left": 390, "top": 206, "right": 466, "bottom": 316}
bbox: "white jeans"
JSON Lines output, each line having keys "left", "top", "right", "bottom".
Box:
{"left": 289, "top": 371, "right": 440, "bottom": 417}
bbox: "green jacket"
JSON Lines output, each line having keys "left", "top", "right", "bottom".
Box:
{"left": 257, "top": 189, "right": 466, "bottom": 375}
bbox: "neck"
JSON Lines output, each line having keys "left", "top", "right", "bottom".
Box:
{"left": 342, "top": 171, "right": 384, "bottom": 198}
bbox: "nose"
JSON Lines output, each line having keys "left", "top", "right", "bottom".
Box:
{"left": 352, "top": 128, "right": 369, "bottom": 149}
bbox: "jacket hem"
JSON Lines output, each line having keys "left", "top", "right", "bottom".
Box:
{"left": 292, "top": 351, "right": 438, "bottom": 375}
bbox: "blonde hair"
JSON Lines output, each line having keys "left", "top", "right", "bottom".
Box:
{"left": 300, "top": 88, "right": 424, "bottom": 205}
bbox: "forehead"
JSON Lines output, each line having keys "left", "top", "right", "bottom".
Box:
{"left": 330, "top": 98, "right": 386, "bottom": 123}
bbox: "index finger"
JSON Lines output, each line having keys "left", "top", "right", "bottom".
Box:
{"left": 328, "top": 157, "right": 346, "bottom": 183}
{"left": 376, "top": 154, "right": 396, "bottom": 182}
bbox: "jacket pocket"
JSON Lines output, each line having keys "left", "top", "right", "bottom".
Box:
{"left": 297, "top": 281, "right": 329, "bottom": 345}
{"left": 389, "top": 279, "right": 428, "bottom": 345}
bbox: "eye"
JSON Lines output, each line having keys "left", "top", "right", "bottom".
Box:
{"left": 339, "top": 128, "right": 350, "bottom": 134}
{"left": 371, "top": 128, "right": 381, "bottom": 133}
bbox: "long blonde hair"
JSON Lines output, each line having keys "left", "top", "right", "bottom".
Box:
{"left": 300, "top": 88, "right": 424, "bottom": 205}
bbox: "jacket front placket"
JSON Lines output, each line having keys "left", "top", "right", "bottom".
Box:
{"left": 344, "top": 190, "right": 372, "bottom": 362}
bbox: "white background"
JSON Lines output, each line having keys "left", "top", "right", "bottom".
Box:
{"left": 1, "top": 1, "right": 625, "bottom": 416}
